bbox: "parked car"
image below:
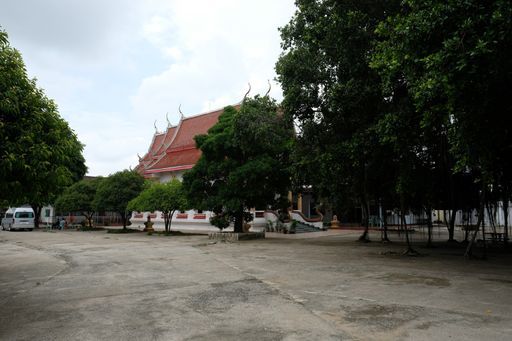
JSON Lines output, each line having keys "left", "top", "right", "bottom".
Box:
{"left": 1, "top": 207, "right": 35, "bottom": 231}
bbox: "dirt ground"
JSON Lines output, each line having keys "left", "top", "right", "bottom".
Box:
{"left": 0, "top": 229, "right": 511, "bottom": 340}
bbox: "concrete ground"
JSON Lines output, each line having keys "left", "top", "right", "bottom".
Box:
{"left": 0, "top": 229, "right": 511, "bottom": 341}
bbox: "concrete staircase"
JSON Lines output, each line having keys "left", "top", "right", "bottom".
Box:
{"left": 293, "top": 221, "right": 324, "bottom": 233}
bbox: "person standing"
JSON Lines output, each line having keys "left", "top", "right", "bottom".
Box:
{"left": 59, "top": 217, "right": 65, "bottom": 230}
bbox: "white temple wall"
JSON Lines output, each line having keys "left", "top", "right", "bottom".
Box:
{"left": 129, "top": 209, "right": 268, "bottom": 233}
{"left": 384, "top": 201, "right": 512, "bottom": 228}
{"left": 157, "top": 171, "right": 186, "bottom": 183}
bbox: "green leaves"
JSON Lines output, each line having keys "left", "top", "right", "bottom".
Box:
{"left": 278, "top": 0, "right": 512, "bottom": 222}
{"left": 55, "top": 178, "right": 102, "bottom": 214}
{"left": 93, "top": 170, "right": 144, "bottom": 228}
{"left": 277, "top": 0, "right": 397, "bottom": 213}
{"left": 0, "top": 28, "right": 86, "bottom": 207}
{"left": 372, "top": 0, "right": 512, "bottom": 190}
{"left": 183, "top": 96, "right": 292, "bottom": 231}
{"left": 128, "top": 179, "right": 187, "bottom": 215}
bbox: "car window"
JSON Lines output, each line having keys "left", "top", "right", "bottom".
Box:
{"left": 15, "top": 212, "right": 34, "bottom": 218}
{"left": 5, "top": 213, "right": 13, "bottom": 218}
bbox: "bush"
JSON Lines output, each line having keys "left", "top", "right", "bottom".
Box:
{"left": 210, "top": 213, "right": 230, "bottom": 231}
{"left": 266, "top": 221, "right": 275, "bottom": 232}
{"left": 289, "top": 220, "right": 297, "bottom": 234}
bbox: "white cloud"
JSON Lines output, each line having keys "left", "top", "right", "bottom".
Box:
{"left": 131, "top": 0, "right": 295, "bottom": 128}
{"left": 1, "top": 0, "right": 296, "bottom": 176}
{"left": 69, "top": 110, "right": 155, "bottom": 176}
{"left": 163, "top": 47, "right": 183, "bottom": 61}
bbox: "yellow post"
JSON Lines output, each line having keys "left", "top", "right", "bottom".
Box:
{"left": 330, "top": 215, "right": 340, "bottom": 229}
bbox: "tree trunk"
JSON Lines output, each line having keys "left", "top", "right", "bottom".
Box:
{"left": 84, "top": 212, "right": 94, "bottom": 228}
{"left": 164, "top": 211, "right": 175, "bottom": 234}
{"left": 448, "top": 209, "right": 457, "bottom": 242}
{"left": 234, "top": 209, "right": 244, "bottom": 233}
{"left": 465, "top": 191, "right": 486, "bottom": 258}
{"left": 486, "top": 202, "right": 496, "bottom": 234}
{"left": 168, "top": 210, "right": 175, "bottom": 234}
{"left": 401, "top": 198, "right": 417, "bottom": 255}
{"left": 381, "top": 202, "right": 390, "bottom": 242}
{"left": 359, "top": 200, "right": 370, "bottom": 242}
{"left": 31, "top": 205, "right": 42, "bottom": 229}
{"left": 426, "top": 206, "right": 433, "bottom": 247}
{"left": 163, "top": 212, "right": 169, "bottom": 233}
{"left": 402, "top": 207, "right": 410, "bottom": 249}
{"left": 121, "top": 212, "right": 127, "bottom": 229}
{"left": 504, "top": 199, "right": 509, "bottom": 246}
{"left": 481, "top": 208, "right": 487, "bottom": 258}
{"left": 463, "top": 209, "right": 470, "bottom": 243}
{"left": 359, "top": 164, "right": 370, "bottom": 242}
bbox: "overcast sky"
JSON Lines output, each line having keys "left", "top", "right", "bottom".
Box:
{"left": 0, "top": 0, "right": 296, "bottom": 176}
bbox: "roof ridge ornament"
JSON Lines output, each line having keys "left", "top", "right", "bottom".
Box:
{"left": 179, "top": 104, "right": 184, "bottom": 120}
{"left": 153, "top": 120, "right": 161, "bottom": 135}
{"left": 265, "top": 79, "right": 271, "bottom": 97}
{"left": 243, "top": 82, "right": 251, "bottom": 102}
{"left": 137, "top": 153, "right": 142, "bottom": 162}
{"left": 166, "top": 112, "right": 171, "bottom": 127}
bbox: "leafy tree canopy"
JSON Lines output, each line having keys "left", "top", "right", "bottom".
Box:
{"left": 372, "top": 0, "right": 512, "bottom": 182}
{"left": 0, "top": 28, "right": 86, "bottom": 225}
{"left": 54, "top": 177, "right": 102, "bottom": 227}
{"left": 183, "top": 96, "right": 292, "bottom": 232}
{"left": 276, "top": 0, "right": 400, "bottom": 239}
{"left": 277, "top": 0, "right": 512, "bottom": 250}
{"left": 128, "top": 179, "right": 187, "bottom": 233}
{"left": 94, "top": 170, "right": 144, "bottom": 229}
{"left": 371, "top": 0, "right": 512, "bottom": 249}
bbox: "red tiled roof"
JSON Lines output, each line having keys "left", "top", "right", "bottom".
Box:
{"left": 168, "top": 108, "right": 225, "bottom": 151}
{"left": 149, "top": 133, "right": 165, "bottom": 155}
{"left": 148, "top": 148, "right": 201, "bottom": 172}
{"left": 137, "top": 104, "right": 240, "bottom": 176}
{"left": 154, "top": 126, "right": 177, "bottom": 156}
{"left": 139, "top": 132, "right": 165, "bottom": 164}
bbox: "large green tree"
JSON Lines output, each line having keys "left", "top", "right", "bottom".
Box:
{"left": 276, "top": 0, "right": 399, "bottom": 240}
{"left": 128, "top": 179, "right": 187, "bottom": 233}
{"left": 94, "top": 170, "right": 144, "bottom": 229}
{"left": 0, "top": 29, "right": 86, "bottom": 226}
{"left": 372, "top": 0, "right": 512, "bottom": 252}
{"left": 183, "top": 96, "right": 292, "bottom": 233}
{"left": 55, "top": 177, "right": 102, "bottom": 228}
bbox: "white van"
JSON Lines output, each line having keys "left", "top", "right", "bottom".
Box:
{"left": 1, "top": 207, "right": 35, "bottom": 231}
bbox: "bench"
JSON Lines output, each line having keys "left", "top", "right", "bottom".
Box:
{"left": 484, "top": 232, "right": 505, "bottom": 243}
{"left": 462, "top": 225, "right": 479, "bottom": 231}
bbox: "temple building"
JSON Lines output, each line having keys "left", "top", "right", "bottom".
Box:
{"left": 135, "top": 106, "right": 238, "bottom": 181}
{"left": 132, "top": 104, "right": 324, "bottom": 232}
{"left": 132, "top": 105, "right": 235, "bottom": 231}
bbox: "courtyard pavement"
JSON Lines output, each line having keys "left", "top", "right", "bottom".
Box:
{"left": 0, "top": 229, "right": 511, "bottom": 340}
